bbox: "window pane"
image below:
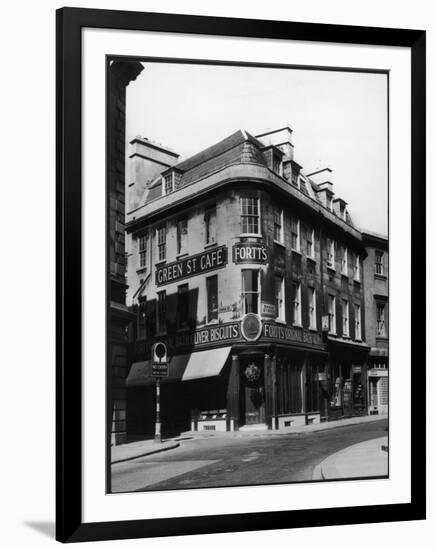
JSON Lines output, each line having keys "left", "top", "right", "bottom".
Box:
{"left": 207, "top": 276, "right": 218, "bottom": 322}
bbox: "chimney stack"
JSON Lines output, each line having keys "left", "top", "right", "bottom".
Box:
{"left": 307, "top": 168, "right": 334, "bottom": 210}
{"left": 255, "top": 125, "right": 294, "bottom": 160}
{"left": 128, "top": 136, "right": 179, "bottom": 211}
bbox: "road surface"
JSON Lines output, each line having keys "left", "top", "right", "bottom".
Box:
{"left": 111, "top": 418, "right": 388, "bottom": 493}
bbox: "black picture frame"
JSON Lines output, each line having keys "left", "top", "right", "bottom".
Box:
{"left": 56, "top": 7, "right": 426, "bottom": 543}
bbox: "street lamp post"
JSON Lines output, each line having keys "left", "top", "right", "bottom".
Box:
{"left": 155, "top": 378, "right": 161, "bottom": 442}
{"left": 152, "top": 342, "right": 168, "bottom": 444}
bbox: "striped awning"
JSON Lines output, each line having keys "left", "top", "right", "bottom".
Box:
{"left": 126, "top": 354, "right": 189, "bottom": 387}
{"left": 126, "top": 347, "right": 232, "bottom": 387}
{"left": 182, "top": 346, "right": 232, "bottom": 381}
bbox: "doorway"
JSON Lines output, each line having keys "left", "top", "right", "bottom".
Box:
{"left": 241, "top": 358, "right": 266, "bottom": 426}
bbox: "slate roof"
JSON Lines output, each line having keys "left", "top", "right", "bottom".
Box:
{"left": 142, "top": 130, "right": 269, "bottom": 204}
{"left": 138, "top": 129, "right": 355, "bottom": 231}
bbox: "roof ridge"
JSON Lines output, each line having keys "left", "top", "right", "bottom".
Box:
{"left": 173, "top": 130, "right": 246, "bottom": 173}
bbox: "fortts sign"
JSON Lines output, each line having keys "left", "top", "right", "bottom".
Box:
{"left": 232, "top": 243, "right": 268, "bottom": 264}
{"left": 156, "top": 245, "right": 227, "bottom": 286}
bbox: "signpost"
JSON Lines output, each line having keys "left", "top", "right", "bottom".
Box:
{"left": 151, "top": 342, "right": 168, "bottom": 442}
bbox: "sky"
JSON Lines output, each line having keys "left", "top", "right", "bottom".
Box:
{"left": 126, "top": 62, "right": 388, "bottom": 235}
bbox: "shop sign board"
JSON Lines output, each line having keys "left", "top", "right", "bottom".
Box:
{"left": 232, "top": 243, "right": 268, "bottom": 264}
{"left": 261, "top": 302, "right": 277, "bottom": 318}
{"left": 156, "top": 245, "right": 227, "bottom": 286}
{"left": 263, "top": 322, "right": 324, "bottom": 346}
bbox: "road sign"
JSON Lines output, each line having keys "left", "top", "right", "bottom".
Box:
{"left": 152, "top": 362, "right": 169, "bottom": 377}
{"left": 152, "top": 342, "right": 167, "bottom": 363}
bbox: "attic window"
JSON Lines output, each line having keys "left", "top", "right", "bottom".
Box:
{"left": 272, "top": 154, "right": 282, "bottom": 176}
{"left": 163, "top": 173, "right": 174, "bottom": 195}
{"left": 291, "top": 170, "right": 298, "bottom": 187}
{"left": 299, "top": 177, "right": 309, "bottom": 195}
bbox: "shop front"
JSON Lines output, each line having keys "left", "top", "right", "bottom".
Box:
{"left": 126, "top": 316, "right": 330, "bottom": 435}
{"left": 367, "top": 348, "right": 388, "bottom": 415}
{"left": 326, "top": 337, "right": 370, "bottom": 419}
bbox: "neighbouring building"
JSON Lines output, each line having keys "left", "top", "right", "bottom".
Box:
{"left": 362, "top": 231, "right": 389, "bottom": 415}
{"left": 108, "top": 60, "right": 144, "bottom": 445}
{"left": 124, "top": 126, "right": 370, "bottom": 436}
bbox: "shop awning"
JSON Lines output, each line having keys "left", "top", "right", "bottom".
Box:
{"left": 369, "top": 347, "right": 388, "bottom": 357}
{"left": 126, "top": 354, "right": 190, "bottom": 387}
{"left": 182, "top": 346, "right": 232, "bottom": 381}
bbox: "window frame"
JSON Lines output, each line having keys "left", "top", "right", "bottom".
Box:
{"left": 342, "top": 298, "right": 349, "bottom": 337}
{"left": 156, "top": 290, "right": 167, "bottom": 335}
{"left": 354, "top": 303, "right": 362, "bottom": 340}
{"left": 327, "top": 238, "right": 335, "bottom": 269}
{"left": 240, "top": 196, "right": 261, "bottom": 237}
{"left": 206, "top": 275, "right": 219, "bottom": 324}
{"left": 272, "top": 153, "right": 282, "bottom": 176}
{"left": 205, "top": 206, "right": 217, "bottom": 245}
{"left": 137, "top": 300, "right": 147, "bottom": 339}
{"left": 291, "top": 281, "right": 302, "bottom": 326}
{"left": 306, "top": 227, "right": 315, "bottom": 258}
{"left": 375, "top": 250, "right": 384, "bottom": 275}
{"left": 328, "top": 293, "right": 336, "bottom": 335}
{"left": 177, "top": 284, "right": 189, "bottom": 330}
{"left": 156, "top": 225, "right": 166, "bottom": 262}
{"left": 162, "top": 172, "right": 174, "bottom": 196}
{"left": 354, "top": 254, "right": 361, "bottom": 281}
{"left": 376, "top": 302, "right": 386, "bottom": 337}
{"left": 176, "top": 217, "right": 188, "bottom": 255}
{"left": 241, "top": 269, "right": 261, "bottom": 315}
{"left": 291, "top": 216, "right": 300, "bottom": 252}
{"left": 273, "top": 207, "right": 284, "bottom": 244}
{"left": 138, "top": 233, "right": 147, "bottom": 269}
{"left": 275, "top": 275, "right": 285, "bottom": 322}
{"left": 341, "top": 246, "right": 348, "bottom": 275}
{"left": 308, "top": 286, "right": 317, "bottom": 329}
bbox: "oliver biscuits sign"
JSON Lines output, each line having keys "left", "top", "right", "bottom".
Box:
{"left": 156, "top": 245, "right": 227, "bottom": 286}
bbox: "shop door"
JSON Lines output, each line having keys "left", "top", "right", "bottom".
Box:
{"left": 242, "top": 361, "right": 266, "bottom": 425}
{"left": 369, "top": 377, "right": 379, "bottom": 412}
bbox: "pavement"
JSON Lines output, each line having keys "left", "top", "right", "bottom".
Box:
{"left": 111, "top": 414, "right": 388, "bottom": 465}
{"left": 312, "top": 436, "right": 388, "bottom": 480}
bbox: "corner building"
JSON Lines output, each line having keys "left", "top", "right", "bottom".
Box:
{"left": 125, "top": 127, "right": 369, "bottom": 435}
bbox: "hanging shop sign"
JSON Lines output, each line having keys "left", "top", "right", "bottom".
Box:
{"left": 232, "top": 243, "right": 268, "bottom": 264}
{"left": 261, "top": 302, "right": 277, "bottom": 318}
{"left": 156, "top": 245, "right": 227, "bottom": 286}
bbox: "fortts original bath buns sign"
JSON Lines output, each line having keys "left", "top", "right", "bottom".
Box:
{"left": 156, "top": 245, "right": 228, "bottom": 286}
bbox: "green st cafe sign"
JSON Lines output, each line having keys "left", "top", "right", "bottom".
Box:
{"left": 155, "top": 245, "right": 228, "bottom": 286}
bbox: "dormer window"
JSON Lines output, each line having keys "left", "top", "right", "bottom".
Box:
{"left": 327, "top": 195, "right": 333, "bottom": 211}
{"left": 163, "top": 173, "right": 174, "bottom": 195}
{"left": 162, "top": 170, "right": 181, "bottom": 196}
{"left": 272, "top": 154, "right": 282, "bottom": 176}
{"left": 299, "top": 177, "right": 309, "bottom": 195}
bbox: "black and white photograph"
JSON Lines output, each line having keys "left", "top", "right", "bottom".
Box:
{"left": 108, "top": 59, "right": 389, "bottom": 494}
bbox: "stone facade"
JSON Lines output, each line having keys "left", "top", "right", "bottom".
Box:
{"left": 108, "top": 60, "right": 143, "bottom": 445}
{"left": 363, "top": 231, "right": 389, "bottom": 415}
{"left": 124, "top": 127, "right": 370, "bottom": 436}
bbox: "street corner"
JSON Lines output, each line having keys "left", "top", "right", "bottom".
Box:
{"left": 111, "top": 439, "right": 180, "bottom": 465}
{"left": 312, "top": 436, "right": 389, "bottom": 481}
